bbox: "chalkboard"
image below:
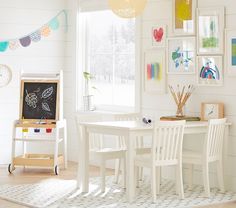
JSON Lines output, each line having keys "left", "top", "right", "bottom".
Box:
{"left": 20, "top": 80, "right": 59, "bottom": 121}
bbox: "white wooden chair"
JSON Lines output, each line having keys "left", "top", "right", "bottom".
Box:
{"left": 183, "top": 118, "right": 226, "bottom": 197}
{"left": 76, "top": 114, "right": 126, "bottom": 192}
{"left": 134, "top": 120, "right": 186, "bottom": 202}
{"left": 113, "top": 113, "right": 148, "bottom": 184}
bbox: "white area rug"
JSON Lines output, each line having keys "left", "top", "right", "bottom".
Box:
{"left": 0, "top": 176, "right": 235, "bottom": 208}
{"left": 0, "top": 179, "right": 76, "bottom": 208}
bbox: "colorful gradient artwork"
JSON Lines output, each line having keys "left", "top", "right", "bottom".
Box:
{"left": 199, "top": 59, "right": 220, "bottom": 80}
{"left": 175, "top": 0, "right": 192, "bottom": 29}
{"left": 232, "top": 38, "right": 236, "bottom": 66}
{"left": 147, "top": 63, "right": 162, "bottom": 80}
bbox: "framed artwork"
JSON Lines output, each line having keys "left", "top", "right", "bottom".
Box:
{"left": 152, "top": 25, "right": 166, "bottom": 47}
{"left": 197, "top": 7, "right": 225, "bottom": 54}
{"left": 197, "top": 56, "right": 223, "bottom": 86}
{"left": 225, "top": 29, "right": 236, "bottom": 76}
{"left": 201, "top": 102, "right": 224, "bottom": 121}
{"left": 144, "top": 50, "right": 166, "bottom": 94}
{"left": 167, "top": 37, "right": 195, "bottom": 74}
{"left": 172, "top": 0, "right": 197, "bottom": 36}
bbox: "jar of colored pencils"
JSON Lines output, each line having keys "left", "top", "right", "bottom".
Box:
{"left": 168, "top": 84, "right": 195, "bottom": 117}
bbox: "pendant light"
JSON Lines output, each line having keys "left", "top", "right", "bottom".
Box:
{"left": 108, "top": 0, "right": 148, "bottom": 18}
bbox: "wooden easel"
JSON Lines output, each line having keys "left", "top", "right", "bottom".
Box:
{"left": 9, "top": 71, "right": 67, "bottom": 175}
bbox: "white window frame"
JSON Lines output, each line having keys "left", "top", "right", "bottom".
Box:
{"left": 76, "top": 3, "right": 141, "bottom": 113}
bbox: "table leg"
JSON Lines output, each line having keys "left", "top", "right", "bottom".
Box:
{"left": 77, "top": 126, "right": 89, "bottom": 192}
{"left": 126, "top": 132, "right": 136, "bottom": 202}
{"left": 223, "top": 125, "right": 229, "bottom": 185}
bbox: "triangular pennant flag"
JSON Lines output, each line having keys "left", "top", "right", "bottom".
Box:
{"left": 30, "top": 30, "right": 41, "bottom": 42}
{"left": 41, "top": 25, "right": 51, "bottom": 37}
{"left": 49, "top": 17, "right": 59, "bottom": 30}
{"left": 19, "top": 36, "right": 31, "bottom": 47}
{"left": 9, "top": 40, "right": 20, "bottom": 50}
{"left": 0, "top": 41, "right": 9, "bottom": 52}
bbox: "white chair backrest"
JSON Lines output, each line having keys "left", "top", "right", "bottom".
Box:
{"left": 114, "top": 113, "right": 140, "bottom": 121}
{"left": 114, "top": 113, "right": 141, "bottom": 149}
{"left": 152, "top": 120, "right": 186, "bottom": 165}
{"left": 75, "top": 114, "right": 104, "bottom": 150}
{"left": 205, "top": 118, "right": 226, "bottom": 160}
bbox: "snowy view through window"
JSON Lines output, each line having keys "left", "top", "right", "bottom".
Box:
{"left": 84, "top": 10, "right": 135, "bottom": 107}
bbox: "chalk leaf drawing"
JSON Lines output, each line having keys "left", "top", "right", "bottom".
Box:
{"left": 42, "top": 102, "right": 51, "bottom": 112}
{"left": 41, "top": 86, "right": 53, "bottom": 99}
{"left": 25, "top": 90, "right": 38, "bottom": 108}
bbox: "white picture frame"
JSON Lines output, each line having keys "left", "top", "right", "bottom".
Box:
{"left": 151, "top": 25, "right": 167, "bottom": 47}
{"left": 167, "top": 37, "right": 196, "bottom": 74}
{"left": 172, "top": 0, "right": 197, "bottom": 36}
{"left": 225, "top": 29, "right": 236, "bottom": 76}
{"left": 144, "top": 49, "right": 166, "bottom": 94}
{"left": 197, "top": 7, "right": 225, "bottom": 55}
{"left": 197, "top": 56, "right": 223, "bottom": 86}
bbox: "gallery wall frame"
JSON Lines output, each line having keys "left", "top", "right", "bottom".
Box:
{"left": 144, "top": 49, "right": 166, "bottom": 94}
{"left": 172, "top": 0, "right": 197, "bottom": 36}
{"left": 167, "top": 37, "right": 196, "bottom": 74}
{"left": 151, "top": 25, "right": 167, "bottom": 48}
{"left": 197, "top": 55, "right": 223, "bottom": 86}
{"left": 197, "top": 7, "right": 225, "bottom": 55}
{"left": 225, "top": 29, "right": 236, "bottom": 76}
{"left": 200, "top": 102, "right": 224, "bottom": 121}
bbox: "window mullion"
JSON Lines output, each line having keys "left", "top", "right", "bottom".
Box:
{"left": 112, "top": 20, "right": 115, "bottom": 105}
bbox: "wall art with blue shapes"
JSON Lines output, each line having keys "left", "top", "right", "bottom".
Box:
{"left": 167, "top": 37, "right": 195, "bottom": 74}
{"left": 197, "top": 56, "right": 223, "bottom": 86}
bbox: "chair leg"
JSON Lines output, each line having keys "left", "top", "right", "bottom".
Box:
{"left": 114, "top": 159, "right": 120, "bottom": 184}
{"left": 216, "top": 160, "right": 225, "bottom": 193}
{"left": 176, "top": 164, "right": 184, "bottom": 199}
{"left": 100, "top": 160, "right": 106, "bottom": 192}
{"left": 135, "top": 166, "right": 140, "bottom": 188}
{"left": 152, "top": 167, "right": 157, "bottom": 203}
{"left": 188, "top": 164, "right": 193, "bottom": 190}
{"left": 156, "top": 167, "right": 161, "bottom": 195}
{"left": 202, "top": 163, "right": 210, "bottom": 197}
{"left": 121, "top": 158, "right": 126, "bottom": 189}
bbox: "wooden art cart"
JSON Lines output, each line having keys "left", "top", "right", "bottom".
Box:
{"left": 8, "top": 72, "right": 67, "bottom": 175}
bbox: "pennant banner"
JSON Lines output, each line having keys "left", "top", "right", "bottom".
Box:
{"left": 0, "top": 10, "right": 67, "bottom": 52}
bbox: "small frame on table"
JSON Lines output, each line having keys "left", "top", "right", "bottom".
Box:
{"left": 144, "top": 49, "right": 166, "bottom": 94}
{"left": 225, "top": 29, "right": 236, "bottom": 76}
{"left": 201, "top": 102, "right": 224, "bottom": 121}
{"left": 172, "top": 0, "right": 197, "bottom": 36}
{"left": 197, "top": 56, "right": 223, "bottom": 86}
{"left": 167, "top": 37, "right": 196, "bottom": 74}
{"left": 197, "top": 7, "right": 225, "bottom": 55}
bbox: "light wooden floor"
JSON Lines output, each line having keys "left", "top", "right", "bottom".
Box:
{"left": 0, "top": 162, "right": 235, "bottom": 208}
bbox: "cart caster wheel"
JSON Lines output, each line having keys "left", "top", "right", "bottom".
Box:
{"left": 54, "top": 165, "right": 59, "bottom": 175}
{"left": 8, "top": 164, "right": 15, "bottom": 174}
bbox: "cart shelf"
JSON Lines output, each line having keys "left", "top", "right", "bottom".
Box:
{"left": 9, "top": 119, "right": 67, "bottom": 175}
{"left": 13, "top": 154, "right": 64, "bottom": 167}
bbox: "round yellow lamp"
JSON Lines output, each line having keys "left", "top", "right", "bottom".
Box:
{"left": 108, "top": 0, "right": 148, "bottom": 18}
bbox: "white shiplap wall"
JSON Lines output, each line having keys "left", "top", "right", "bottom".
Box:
{"left": 0, "top": 0, "right": 67, "bottom": 164}
{"left": 141, "top": 0, "right": 236, "bottom": 191}
{"left": 64, "top": 0, "right": 79, "bottom": 162}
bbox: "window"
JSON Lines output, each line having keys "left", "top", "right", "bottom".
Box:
{"left": 80, "top": 10, "right": 136, "bottom": 110}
